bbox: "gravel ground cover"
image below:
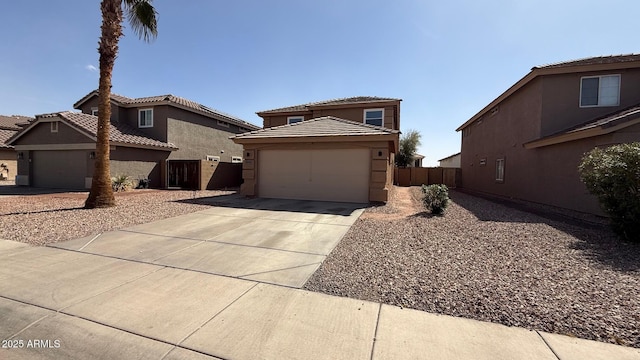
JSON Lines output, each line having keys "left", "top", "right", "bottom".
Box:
{"left": 305, "top": 186, "right": 640, "bottom": 348}
{"left": 0, "top": 187, "right": 236, "bottom": 246}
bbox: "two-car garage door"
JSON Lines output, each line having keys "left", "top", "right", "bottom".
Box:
{"left": 258, "top": 149, "right": 370, "bottom": 203}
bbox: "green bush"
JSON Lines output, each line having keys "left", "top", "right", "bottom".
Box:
{"left": 578, "top": 143, "right": 640, "bottom": 242}
{"left": 111, "top": 174, "right": 133, "bottom": 192}
{"left": 422, "top": 184, "right": 449, "bottom": 215}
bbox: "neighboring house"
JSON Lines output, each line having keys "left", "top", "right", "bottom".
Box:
{"left": 256, "top": 96, "right": 401, "bottom": 130}
{"left": 232, "top": 116, "right": 399, "bottom": 203}
{"left": 456, "top": 54, "right": 640, "bottom": 215}
{"left": 0, "top": 115, "right": 32, "bottom": 181}
{"left": 438, "top": 152, "right": 461, "bottom": 168}
{"left": 412, "top": 154, "right": 425, "bottom": 167}
{"left": 239, "top": 96, "right": 401, "bottom": 203}
{"left": 8, "top": 91, "right": 260, "bottom": 190}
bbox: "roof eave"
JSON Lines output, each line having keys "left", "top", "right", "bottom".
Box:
{"left": 523, "top": 117, "right": 640, "bottom": 149}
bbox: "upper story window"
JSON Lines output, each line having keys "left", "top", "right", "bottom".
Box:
{"left": 287, "top": 116, "right": 303, "bottom": 124}
{"left": 91, "top": 107, "right": 98, "bottom": 116}
{"left": 580, "top": 75, "right": 620, "bottom": 107}
{"left": 138, "top": 108, "right": 153, "bottom": 128}
{"left": 364, "top": 109, "right": 384, "bottom": 127}
{"left": 496, "top": 158, "right": 505, "bottom": 182}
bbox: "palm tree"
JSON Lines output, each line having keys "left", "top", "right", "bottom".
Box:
{"left": 85, "top": 0, "right": 158, "bottom": 208}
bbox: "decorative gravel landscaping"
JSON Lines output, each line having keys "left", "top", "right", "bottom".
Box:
{"left": 2, "top": 184, "right": 639, "bottom": 348}
{"left": 0, "top": 187, "right": 236, "bottom": 246}
{"left": 304, "top": 186, "right": 640, "bottom": 348}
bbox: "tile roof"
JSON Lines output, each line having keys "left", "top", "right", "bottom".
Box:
{"left": 0, "top": 115, "right": 33, "bottom": 130}
{"left": 232, "top": 116, "right": 399, "bottom": 140}
{"left": 0, "top": 129, "right": 17, "bottom": 149}
{"left": 33, "top": 112, "right": 177, "bottom": 150}
{"left": 257, "top": 96, "right": 401, "bottom": 114}
{"left": 74, "top": 90, "right": 260, "bottom": 130}
{"left": 534, "top": 54, "right": 640, "bottom": 70}
{"left": 566, "top": 103, "right": 640, "bottom": 133}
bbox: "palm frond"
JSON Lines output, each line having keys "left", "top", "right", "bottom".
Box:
{"left": 123, "top": 0, "right": 158, "bottom": 42}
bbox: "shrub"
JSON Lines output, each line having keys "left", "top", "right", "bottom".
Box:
{"left": 578, "top": 143, "right": 640, "bottom": 242}
{"left": 111, "top": 174, "right": 133, "bottom": 192}
{"left": 422, "top": 184, "right": 449, "bottom": 215}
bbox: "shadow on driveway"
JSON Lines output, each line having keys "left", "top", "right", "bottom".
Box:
{"left": 177, "top": 194, "right": 367, "bottom": 216}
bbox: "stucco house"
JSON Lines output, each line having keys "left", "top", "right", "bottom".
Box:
{"left": 456, "top": 54, "right": 640, "bottom": 215}
{"left": 8, "top": 91, "right": 260, "bottom": 190}
{"left": 0, "top": 115, "right": 31, "bottom": 181}
{"left": 232, "top": 97, "right": 402, "bottom": 203}
{"left": 438, "top": 153, "right": 461, "bottom": 168}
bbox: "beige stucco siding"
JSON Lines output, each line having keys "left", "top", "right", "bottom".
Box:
{"left": 0, "top": 150, "right": 16, "bottom": 181}
{"left": 167, "top": 117, "right": 243, "bottom": 161}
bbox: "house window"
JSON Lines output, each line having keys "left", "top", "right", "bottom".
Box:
{"left": 496, "top": 158, "right": 505, "bottom": 182}
{"left": 206, "top": 155, "right": 220, "bottom": 162}
{"left": 51, "top": 122, "right": 58, "bottom": 133}
{"left": 231, "top": 156, "right": 243, "bottom": 163}
{"left": 287, "top": 116, "right": 303, "bottom": 124}
{"left": 138, "top": 108, "right": 153, "bottom": 128}
{"left": 580, "top": 75, "right": 620, "bottom": 107}
{"left": 364, "top": 109, "right": 384, "bottom": 127}
{"left": 217, "top": 120, "right": 229, "bottom": 127}
{"left": 91, "top": 107, "right": 98, "bottom": 116}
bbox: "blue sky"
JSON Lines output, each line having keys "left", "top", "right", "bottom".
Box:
{"left": 1, "top": 0, "right": 638, "bottom": 165}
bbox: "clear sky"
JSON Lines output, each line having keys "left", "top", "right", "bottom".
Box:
{"left": 1, "top": 0, "right": 638, "bottom": 166}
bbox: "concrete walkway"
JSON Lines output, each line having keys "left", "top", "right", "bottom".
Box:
{"left": 1, "top": 201, "right": 639, "bottom": 360}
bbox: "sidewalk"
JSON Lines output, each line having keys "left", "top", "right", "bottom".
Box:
{"left": 1, "top": 240, "right": 638, "bottom": 360}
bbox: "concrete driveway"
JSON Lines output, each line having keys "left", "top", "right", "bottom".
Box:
{"left": 49, "top": 197, "right": 365, "bottom": 288}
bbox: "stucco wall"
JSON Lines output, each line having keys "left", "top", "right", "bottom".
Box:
{"left": 166, "top": 113, "right": 244, "bottom": 162}
{"left": 540, "top": 68, "right": 640, "bottom": 137}
{"left": 262, "top": 102, "right": 400, "bottom": 130}
{"left": 16, "top": 121, "right": 94, "bottom": 145}
{"left": 461, "top": 73, "right": 640, "bottom": 215}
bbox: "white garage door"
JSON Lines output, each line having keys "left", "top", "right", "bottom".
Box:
{"left": 258, "top": 148, "right": 370, "bottom": 203}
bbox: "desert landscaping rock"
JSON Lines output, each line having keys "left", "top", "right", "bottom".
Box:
{"left": 0, "top": 189, "right": 235, "bottom": 246}
{"left": 305, "top": 187, "right": 640, "bottom": 348}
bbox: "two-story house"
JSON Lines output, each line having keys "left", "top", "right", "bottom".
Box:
{"left": 232, "top": 97, "right": 401, "bottom": 203}
{"left": 8, "top": 91, "right": 260, "bottom": 190}
{"left": 456, "top": 54, "right": 640, "bottom": 215}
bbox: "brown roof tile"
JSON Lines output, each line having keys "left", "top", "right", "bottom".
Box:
{"left": 74, "top": 90, "right": 259, "bottom": 130}
{"left": 0, "top": 115, "right": 33, "bottom": 130}
{"left": 257, "top": 96, "right": 401, "bottom": 114}
{"left": 534, "top": 54, "right": 640, "bottom": 70}
{"left": 232, "top": 116, "right": 399, "bottom": 140}
{"left": 34, "top": 112, "right": 177, "bottom": 150}
{"left": 0, "top": 129, "right": 17, "bottom": 149}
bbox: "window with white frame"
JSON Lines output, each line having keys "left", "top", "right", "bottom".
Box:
{"left": 364, "top": 109, "right": 384, "bottom": 127}
{"left": 496, "top": 158, "right": 505, "bottom": 182}
{"left": 580, "top": 75, "right": 620, "bottom": 107}
{"left": 206, "top": 155, "right": 220, "bottom": 162}
{"left": 287, "top": 116, "right": 303, "bottom": 124}
{"left": 91, "top": 107, "right": 98, "bottom": 116}
{"left": 138, "top": 108, "right": 153, "bottom": 128}
{"left": 231, "top": 156, "right": 243, "bottom": 163}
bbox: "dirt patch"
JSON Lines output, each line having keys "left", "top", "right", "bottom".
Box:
{"left": 361, "top": 186, "right": 421, "bottom": 220}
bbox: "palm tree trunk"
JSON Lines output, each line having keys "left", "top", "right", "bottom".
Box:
{"left": 85, "top": 0, "right": 123, "bottom": 208}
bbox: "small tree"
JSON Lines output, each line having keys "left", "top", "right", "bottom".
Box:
{"left": 578, "top": 143, "right": 640, "bottom": 242}
{"left": 422, "top": 184, "right": 449, "bottom": 215}
{"left": 396, "top": 129, "right": 422, "bottom": 167}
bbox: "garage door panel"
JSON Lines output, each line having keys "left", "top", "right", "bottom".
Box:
{"left": 32, "top": 150, "right": 87, "bottom": 189}
{"left": 258, "top": 149, "right": 370, "bottom": 203}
